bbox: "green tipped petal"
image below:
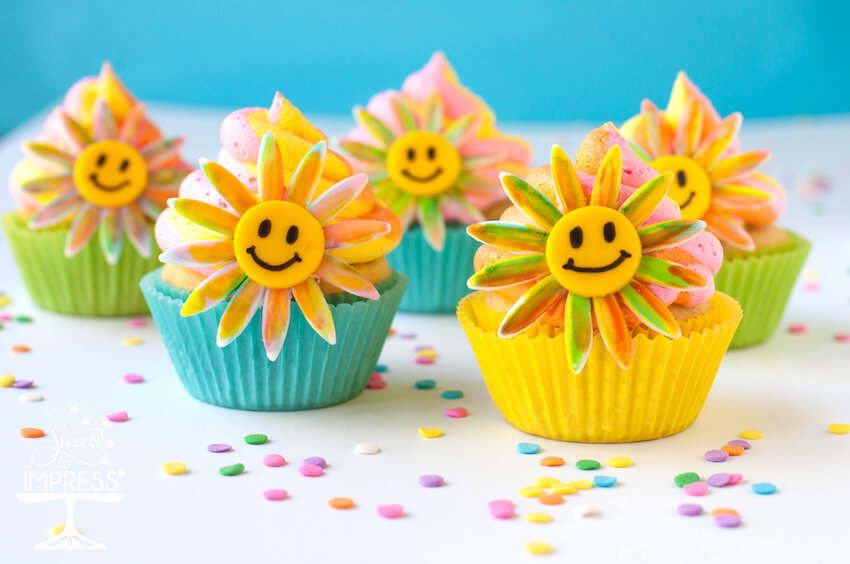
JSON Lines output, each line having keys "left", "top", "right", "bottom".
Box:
{"left": 467, "top": 253, "right": 548, "bottom": 290}
{"left": 638, "top": 219, "right": 705, "bottom": 252}
{"left": 499, "top": 173, "right": 562, "bottom": 230}
{"left": 467, "top": 221, "right": 548, "bottom": 253}
{"left": 564, "top": 292, "right": 592, "bottom": 373}
{"left": 635, "top": 255, "right": 708, "bottom": 290}
{"left": 354, "top": 107, "right": 396, "bottom": 147}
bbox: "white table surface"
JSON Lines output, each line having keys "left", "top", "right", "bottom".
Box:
{"left": 1, "top": 105, "right": 848, "bottom": 564}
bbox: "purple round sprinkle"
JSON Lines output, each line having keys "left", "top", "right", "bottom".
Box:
{"left": 705, "top": 449, "right": 729, "bottom": 462}
{"left": 207, "top": 443, "right": 232, "bottom": 453}
{"left": 419, "top": 474, "right": 444, "bottom": 488}
{"left": 715, "top": 514, "right": 742, "bottom": 528}
{"left": 400, "top": 332, "right": 417, "bottom": 339}
{"left": 677, "top": 503, "right": 703, "bottom": 516}
{"left": 726, "top": 439, "right": 751, "bottom": 450}
{"left": 415, "top": 345, "right": 433, "bottom": 351}
{"left": 12, "top": 380, "right": 33, "bottom": 388}
{"left": 707, "top": 473, "right": 732, "bottom": 487}
{"left": 303, "top": 456, "right": 326, "bottom": 469}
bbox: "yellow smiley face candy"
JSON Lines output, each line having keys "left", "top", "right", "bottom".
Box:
{"left": 650, "top": 155, "right": 711, "bottom": 219}
{"left": 386, "top": 131, "right": 461, "bottom": 197}
{"left": 73, "top": 140, "right": 148, "bottom": 208}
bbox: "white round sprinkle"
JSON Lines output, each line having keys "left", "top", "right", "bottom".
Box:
{"left": 573, "top": 504, "right": 600, "bottom": 518}
{"left": 19, "top": 393, "right": 44, "bottom": 403}
{"left": 354, "top": 442, "right": 380, "bottom": 455}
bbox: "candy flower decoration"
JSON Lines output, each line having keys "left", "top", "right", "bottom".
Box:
{"left": 18, "top": 99, "right": 185, "bottom": 263}
{"left": 467, "top": 145, "right": 709, "bottom": 372}
{"left": 160, "top": 132, "right": 390, "bottom": 360}
{"left": 341, "top": 94, "right": 502, "bottom": 250}
{"left": 624, "top": 73, "right": 775, "bottom": 250}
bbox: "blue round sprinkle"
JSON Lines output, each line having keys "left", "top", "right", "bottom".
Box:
{"left": 375, "top": 364, "right": 388, "bottom": 373}
{"left": 752, "top": 482, "right": 777, "bottom": 495}
{"left": 593, "top": 475, "right": 618, "bottom": 488}
{"left": 441, "top": 390, "right": 464, "bottom": 399}
{"left": 517, "top": 442, "right": 541, "bottom": 455}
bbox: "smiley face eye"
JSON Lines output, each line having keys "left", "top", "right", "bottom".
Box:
{"left": 258, "top": 219, "right": 272, "bottom": 238}
{"left": 603, "top": 222, "right": 616, "bottom": 243}
{"left": 407, "top": 148, "right": 415, "bottom": 161}
{"left": 677, "top": 170, "right": 687, "bottom": 187}
{"left": 570, "top": 227, "right": 583, "bottom": 248}
{"left": 120, "top": 159, "right": 130, "bottom": 172}
{"left": 427, "top": 146, "right": 436, "bottom": 160}
{"left": 97, "top": 154, "right": 106, "bottom": 167}
{"left": 286, "top": 225, "right": 299, "bottom": 244}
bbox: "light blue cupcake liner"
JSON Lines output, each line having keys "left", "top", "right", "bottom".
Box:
{"left": 385, "top": 224, "right": 477, "bottom": 313}
{"left": 140, "top": 268, "right": 407, "bottom": 411}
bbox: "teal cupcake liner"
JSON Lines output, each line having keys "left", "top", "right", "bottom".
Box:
{"left": 385, "top": 223, "right": 477, "bottom": 313}
{"left": 140, "top": 268, "right": 407, "bottom": 411}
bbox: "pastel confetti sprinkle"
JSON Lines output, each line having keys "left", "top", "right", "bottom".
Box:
{"left": 726, "top": 439, "right": 751, "bottom": 449}
{"left": 162, "top": 462, "right": 186, "bottom": 475}
{"left": 573, "top": 504, "right": 599, "bottom": 518}
{"left": 567, "top": 480, "right": 594, "bottom": 490}
{"left": 219, "top": 463, "right": 245, "bottom": 476}
{"left": 835, "top": 334, "right": 850, "bottom": 343}
{"left": 683, "top": 482, "right": 708, "bottom": 496}
{"left": 207, "top": 443, "right": 232, "bottom": 453}
{"left": 15, "top": 315, "right": 33, "bottom": 323}
{"left": 122, "top": 337, "right": 143, "bottom": 346}
{"left": 593, "top": 475, "right": 617, "bottom": 488}
{"left": 519, "top": 486, "right": 545, "bottom": 497}
{"left": 304, "top": 457, "right": 327, "bottom": 468}
{"left": 445, "top": 407, "right": 468, "bottom": 418}
{"left": 128, "top": 318, "right": 147, "bottom": 328}
{"left": 399, "top": 332, "right": 416, "bottom": 339}
{"left": 488, "top": 499, "right": 514, "bottom": 519}
{"left": 728, "top": 473, "right": 744, "bottom": 485}
{"left": 829, "top": 423, "right": 850, "bottom": 434}
{"left": 675, "top": 472, "right": 701, "bottom": 487}
{"left": 712, "top": 508, "right": 739, "bottom": 517}
{"left": 550, "top": 484, "right": 576, "bottom": 495}
{"left": 576, "top": 459, "right": 601, "bottom": 470}
{"left": 18, "top": 393, "right": 43, "bottom": 403}
{"left": 11, "top": 345, "right": 30, "bottom": 353}
{"left": 677, "top": 503, "right": 703, "bottom": 516}
{"left": 263, "top": 489, "right": 288, "bottom": 501}
{"left": 123, "top": 373, "right": 144, "bottom": 384}
{"left": 299, "top": 464, "right": 324, "bottom": 477}
{"left": 715, "top": 514, "right": 742, "bottom": 528}
{"left": 244, "top": 434, "right": 268, "bottom": 445}
{"left": 366, "top": 375, "right": 387, "bottom": 389}
{"left": 539, "top": 493, "right": 564, "bottom": 505}
{"left": 263, "top": 454, "right": 286, "bottom": 467}
{"left": 417, "top": 349, "right": 438, "bottom": 359}
{"left": 721, "top": 444, "right": 745, "bottom": 456}
{"left": 20, "top": 427, "right": 45, "bottom": 438}
{"left": 441, "top": 390, "right": 463, "bottom": 399}
{"left": 415, "top": 357, "right": 435, "bottom": 365}
{"left": 377, "top": 504, "right": 403, "bottom": 519}
{"left": 418, "top": 427, "right": 442, "bottom": 438}
{"left": 419, "top": 474, "right": 444, "bottom": 488}
{"left": 707, "top": 473, "right": 732, "bottom": 487}
{"left": 0, "top": 374, "right": 14, "bottom": 387}
{"left": 415, "top": 379, "right": 436, "bottom": 389}
{"left": 354, "top": 443, "right": 380, "bottom": 455}
{"left": 740, "top": 430, "right": 764, "bottom": 440}
{"left": 788, "top": 323, "right": 807, "bottom": 334}
{"left": 12, "top": 380, "right": 33, "bottom": 389}
{"left": 517, "top": 443, "right": 541, "bottom": 455}
{"left": 329, "top": 497, "right": 354, "bottom": 509}
{"left": 607, "top": 456, "right": 632, "bottom": 467}
{"left": 49, "top": 524, "right": 65, "bottom": 536}
{"left": 540, "top": 456, "right": 565, "bottom": 467}
{"left": 534, "top": 477, "right": 560, "bottom": 488}
{"left": 525, "top": 512, "right": 552, "bottom": 524}
{"left": 374, "top": 364, "right": 388, "bottom": 372}
{"left": 752, "top": 482, "right": 777, "bottom": 495}
{"left": 705, "top": 449, "right": 729, "bottom": 462}
{"left": 525, "top": 541, "right": 553, "bottom": 555}
{"left": 107, "top": 411, "right": 128, "bottom": 422}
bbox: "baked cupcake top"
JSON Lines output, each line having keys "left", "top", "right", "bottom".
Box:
{"left": 621, "top": 72, "right": 785, "bottom": 251}
{"left": 160, "top": 131, "right": 391, "bottom": 361}
{"left": 9, "top": 62, "right": 190, "bottom": 263}
{"left": 467, "top": 124, "right": 723, "bottom": 371}
{"left": 341, "top": 52, "right": 532, "bottom": 250}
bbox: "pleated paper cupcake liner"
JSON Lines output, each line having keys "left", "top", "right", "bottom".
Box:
{"left": 385, "top": 223, "right": 477, "bottom": 313}
{"left": 140, "top": 268, "right": 408, "bottom": 411}
{"left": 3, "top": 211, "right": 159, "bottom": 316}
{"left": 458, "top": 291, "right": 742, "bottom": 443}
{"left": 714, "top": 231, "right": 810, "bottom": 348}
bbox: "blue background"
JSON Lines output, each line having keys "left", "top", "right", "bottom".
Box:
{"left": 2, "top": 0, "right": 849, "bottom": 133}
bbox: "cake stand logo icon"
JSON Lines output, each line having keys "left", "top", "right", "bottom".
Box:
{"left": 16, "top": 406, "right": 125, "bottom": 550}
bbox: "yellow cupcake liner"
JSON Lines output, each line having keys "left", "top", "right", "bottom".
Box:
{"left": 457, "top": 291, "right": 742, "bottom": 443}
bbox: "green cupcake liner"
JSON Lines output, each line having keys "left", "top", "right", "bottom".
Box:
{"left": 140, "top": 268, "right": 407, "bottom": 411}
{"left": 2, "top": 211, "right": 160, "bottom": 316}
{"left": 714, "top": 230, "right": 810, "bottom": 348}
{"left": 385, "top": 223, "right": 477, "bottom": 313}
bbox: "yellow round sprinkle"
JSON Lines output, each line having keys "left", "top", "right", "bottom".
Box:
{"left": 49, "top": 524, "right": 65, "bottom": 536}
{"left": 607, "top": 456, "right": 632, "bottom": 468}
{"left": 525, "top": 512, "right": 552, "bottom": 523}
{"left": 525, "top": 541, "right": 553, "bottom": 555}
{"left": 550, "top": 483, "right": 577, "bottom": 495}
{"left": 829, "top": 423, "right": 850, "bottom": 434}
{"left": 0, "top": 374, "right": 15, "bottom": 387}
{"left": 519, "top": 485, "right": 545, "bottom": 497}
{"left": 567, "top": 479, "right": 594, "bottom": 490}
{"left": 740, "top": 430, "right": 764, "bottom": 439}
{"left": 122, "top": 337, "right": 143, "bottom": 346}
{"left": 534, "top": 477, "right": 560, "bottom": 488}
{"left": 418, "top": 427, "right": 442, "bottom": 438}
{"left": 162, "top": 462, "right": 186, "bottom": 475}
{"left": 416, "top": 349, "right": 438, "bottom": 358}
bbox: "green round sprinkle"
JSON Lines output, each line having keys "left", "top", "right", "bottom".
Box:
{"left": 15, "top": 316, "right": 33, "bottom": 323}
{"left": 674, "top": 472, "right": 701, "bottom": 488}
{"left": 576, "top": 459, "right": 601, "bottom": 470}
{"left": 441, "top": 390, "right": 463, "bottom": 399}
{"left": 219, "top": 463, "right": 245, "bottom": 476}
{"left": 415, "top": 379, "right": 436, "bottom": 390}
{"left": 244, "top": 434, "right": 268, "bottom": 445}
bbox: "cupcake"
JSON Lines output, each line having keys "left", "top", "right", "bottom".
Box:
{"left": 3, "top": 63, "right": 190, "bottom": 316}
{"left": 341, "top": 52, "right": 531, "bottom": 312}
{"left": 458, "top": 124, "right": 742, "bottom": 443}
{"left": 621, "top": 72, "right": 809, "bottom": 347}
{"left": 141, "top": 94, "right": 406, "bottom": 411}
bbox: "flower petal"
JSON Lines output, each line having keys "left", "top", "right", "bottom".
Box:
{"left": 21, "top": 142, "right": 74, "bottom": 171}
{"left": 118, "top": 103, "right": 146, "bottom": 145}
{"left": 307, "top": 173, "right": 369, "bottom": 225}
{"left": 462, "top": 152, "right": 505, "bottom": 170}
{"left": 324, "top": 219, "right": 391, "bottom": 250}
{"left": 591, "top": 145, "right": 622, "bottom": 208}
{"left": 58, "top": 113, "right": 92, "bottom": 152}
{"left": 635, "top": 255, "right": 708, "bottom": 289}
{"left": 92, "top": 97, "right": 118, "bottom": 140}
{"left": 673, "top": 99, "right": 702, "bottom": 157}
{"left": 141, "top": 137, "right": 185, "bottom": 170}
{"left": 98, "top": 208, "right": 123, "bottom": 265}
{"left": 444, "top": 190, "right": 485, "bottom": 223}
{"left": 551, "top": 145, "right": 585, "bottom": 212}
{"left": 466, "top": 221, "right": 548, "bottom": 253}
{"left": 693, "top": 113, "right": 742, "bottom": 169}
{"left": 704, "top": 209, "right": 754, "bottom": 250}
{"left": 339, "top": 141, "right": 387, "bottom": 164}
{"left": 424, "top": 92, "right": 443, "bottom": 133}
{"left": 201, "top": 159, "right": 258, "bottom": 215}
{"left": 618, "top": 281, "right": 681, "bottom": 338}
{"left": 467, "top": 253, "right": 548, "bottom": 290}
{"left": 711, "top": 183, "right": 774, "bottom": 210}
{"left": 120, "top": 205, "right": 151, "bottom": 257}
{"left": 256, "top": 130, "right": 285, "bottom": 202}
{"left": 262, "top": 288, "right": 291, "bottom": 361}
{"left": 564, "top": 292, "right": 593, "bottom": 374}
{"left": 217, "top": 280, "right": 265, "bottom": 347}
{"left": 169, "top": 198, "right": 239, "bottom": 237}
{"left": 159, "top": 239, "right": 235, "bottom": 267}
{"left": 147, "top": 168, "right": 186, "bottom": 191}
{"left": 181, "top": 262, "right": 246, "bottom": 316}
{"left": 499, "top": 172, "right": 562, "bottom": 231}
{"left": 393, "top": 97, "right": 419, "bottom": 131}
{"left": 619, "top": 172, "right": 673, "bottom": 227}
{"left": 592, "top": 294, "right": 634, "bottom": 369}
{"left": 137, "top": 195, "right": 164, "bottom": 221}
{"left": 28, "top": 192, "right": 81, "bottom": 229}
{"left": 288, "top": 140, "right": 326, "bottom": 206}
{"left": 292, "top": 278, "right": 336, "bottom": 344}
{"left": 443, "top": 113, "right": 479, "bottom": 146}
{"left": 499, "top": 276, "right": 566, "bottom": 338}
{"left": 19, "top": 175, "right": 74, "bottom": 195}
{"left": 708, "top": 150, "right": 770, "bottom": 184}
{"left": 315, "top": 255, "right": 379, "bottom": 299}
{"left": 417, "top": 196, "right": 446, "bottom": 251}
{"left": 64, "top": 202, "right": 99, "bottom": 256}
{"left": 641, "top": 99, "right": 666, "bottom": 158}
{"left": 354, "top": 107, "right": 396, "bottom": 147}
{"left": 637, "top": 219, "right": 705, "bottom": 252}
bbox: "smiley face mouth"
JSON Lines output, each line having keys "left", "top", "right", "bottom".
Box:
{"left": 402, "top": 168, "right": 444, "bottom": 183}
{"left": 563, "top": 250, "right": 632, "bottom": 273}
{"left": 679, "top": 191, "right": 696, "bottom": 210}
{"left": 246, "top": 246, "right": 302, "bottom": 271}
{"left": 89, "top": 174, "right": 130, "bottom": 192}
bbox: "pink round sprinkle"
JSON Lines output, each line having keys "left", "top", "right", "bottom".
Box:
{"left": 419, "top": 474, "right": 444, "bottom": 487}
{"left": 705, "top": 449, "right": 729, "bottom": 462}
{"left": 263, "top": 454, "right": 286, "bottom": 467}
{"left": 299, "top": 464, "right": 324, "bottom": 477}
{"left": 263, "top": 489, "right": 288, "bottom": 501}
{"left": 0, "top": 314, "right": 11, "bottom": 322}
{"left": 128, "top": 318, "right": 147, "bottom": 328}
{"left": 788, "top": 323, "right": 807, "bottom": 334}
{"left": 107, "top": 411, "right": 128, "bottom": 422}
{"left": 707, "top": 473, "right": 731, "bottom": 487}
{"left": 835, "top": 334, "right": 850, "bottom": 342}
{"left": 207, "top": 443, "right": 232, "bottom": 453}
{"left": 377, "top": 504, "right": 404, "bottom": 518}
{"left": 803, "top": 282, "right": 819, "bottom": 292}
{"left": 445, "top": 407, "right": 468, "bottom": 418}
{"left": 726, "top": 440, "right": 751, "bottom": 450}
{"left": 366, "top": 378, "right": 387, "bottom": 389}
{"left": 728, "top": 473, "right": 744, "bottom": 485}
{"left": 488, "top": 499, "right": 514, "bottom": 519}
{"left": 303, "top": 456, "right": 326, "bottom": 468}
{"left": 415, "top": 356, "right": 434, "bottom": 365}
{"left": 677, "top": 503, "right": 703, "bottom": 516}
{"left": 12, "top": 380, "right": 34, "bottom": 388}
{"left": 715, "top": 514, "right": 742, "bottom": 528}
{"left": 683, "top": 481, "right": 708, "bottom": 496}
{"left": 123, "top": 373, "right": 144, "bottom": 384}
